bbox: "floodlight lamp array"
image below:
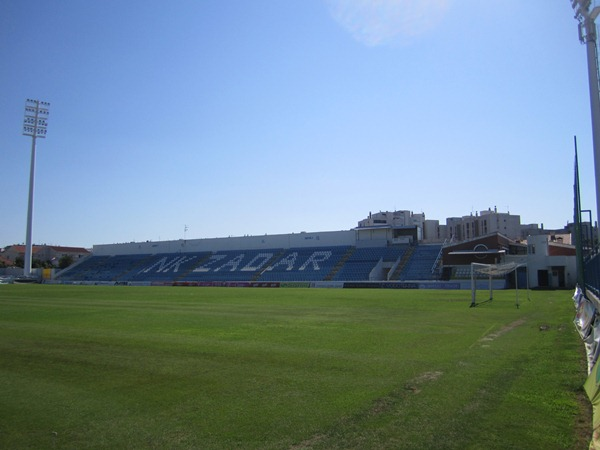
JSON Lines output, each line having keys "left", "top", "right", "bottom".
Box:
{"left": 26, "top": 98, "right": 50, "bottom": 107}
{"left": 22, "top": 99, "right": 50, "bottom": 138}
{"left": 572, "top": 0, "right": 592, "bottom": 20}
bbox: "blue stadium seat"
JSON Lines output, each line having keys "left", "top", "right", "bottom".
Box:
{"left": 398, "top": 245, "right": 442, "bottom": 281}
{"left": 56, "top": 244, "right": 444, "bottom": 284}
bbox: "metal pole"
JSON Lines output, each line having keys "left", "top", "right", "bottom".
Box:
{"left": 573, "top": 0, "right": 600, "bottom": 233}
{"left": 583, "top": 17, "right": 600, "bottom": 224}
{"left": 22, "top": 99, "right": 49, "bottom": 278}
{"left": 575, "top": 138, "right": 587, "bottom": 289}
{"left": 515, "top": 268, "right": 519, "bottom": 309}
{"left": 24, "top": 134, "right": 37, "bottom": 277}
{"left": 582, "top": 209, "right": 594, "bottom": 249}
{"left": 470, "top": 263, "right": 476, "bottom": 307}
{"left": 526, "top": 264, "right": 531, "bottom": 301}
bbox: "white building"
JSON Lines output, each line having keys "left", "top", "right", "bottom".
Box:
{"left": 526, "top": 234, "right": 577, "bottom": 289}
{"left": 358, "top": 211, "right": 416, "bottom": 228}
{"left": 358, "top": 208, "right": 524, "bottom": 244}
{"left": 446, "top": 208, "right": 522, "bottom": 242}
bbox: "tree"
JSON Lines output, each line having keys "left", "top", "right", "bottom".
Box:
{"left": 32, "top": 259, "right": 53, "bottom": 269}
{"left": 58, "top": 254, "right": 74, "bottom": 270}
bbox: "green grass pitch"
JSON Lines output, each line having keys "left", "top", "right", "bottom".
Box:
{"left": 0, "top": 285, "right": 590, "bottom": 449}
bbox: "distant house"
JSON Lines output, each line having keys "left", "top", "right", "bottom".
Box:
{"left": 440, "top": 232, "right": 576, "bottom": 289}
{"left": 442, "top": 233, "right": 527, "bottom": 267}
{"left": 0, "top": 254, "right": 12, "bottom": 267}
{"left": 1, "top": 245, "right": 90, "bottom": 267}
{"left": 526, "top": 235, "right": 577, "bottom": 289}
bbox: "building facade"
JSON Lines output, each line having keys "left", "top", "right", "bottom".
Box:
{"left": 526, "top": 234, "right": 577, "bottom": 289}
{"left": 358, "top": 208, "right": 525, "bottom": 243}
{"left": 1, "top": 245, "right": 89, "bottom": 267}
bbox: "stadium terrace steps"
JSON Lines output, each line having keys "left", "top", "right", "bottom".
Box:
{"left": 256, "top": 246, "right": 350, "bottom": 282}
{"left": 184, "top": 249, "right": 287, "bottom": 282}
{"left": 127, "top": 253, "right": 212, "bottom": 282}
{"left": 55, "top": 244, "right": 442, "bottom": 284}
{"left": 175, "top": 253, "right": 214, "bottom": 282}
{"left": 251, "top": 249, "right": 289, "bottom": 282}
{"left": 325, "top": 247, "right": 356, "bottom": 281}
{"left": 397, "top": 244, "right": 443, "bottom": 281}
{"left": 331, "top": 246, "right": 406, "bottom": 282}
{"left": 388, "top": 246, "right": 415, "bottom": 280}
{"left": 58, "top": 254, "right": 155, "bottom": 282}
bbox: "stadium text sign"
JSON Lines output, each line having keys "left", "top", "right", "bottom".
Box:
{"left": 137, "top": 251, "right": 333, "bottom": 275}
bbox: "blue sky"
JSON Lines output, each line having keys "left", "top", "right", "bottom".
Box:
{"left": 0, "top": 0, "right": 596, "bottom": 248}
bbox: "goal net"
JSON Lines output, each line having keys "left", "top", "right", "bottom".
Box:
{"left": 470, "top": 261, "right": 528, "bottom": 308}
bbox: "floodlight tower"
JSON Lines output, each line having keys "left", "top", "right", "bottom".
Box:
{"left": 572, "top": 0, "right": 600, "bottom": 232}
{"left": 22, "top": 99, "right": 50, "bottom": 277}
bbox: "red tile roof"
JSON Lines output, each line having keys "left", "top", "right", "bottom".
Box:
{"left": 47, "top": 246, "right": 90, "bottom": 253}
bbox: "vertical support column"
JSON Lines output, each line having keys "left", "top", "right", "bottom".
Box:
{"left": 24, "top": 135, "right": 37, "bottom": 277}
{"left": 470, "top": 263, "right": 476, "bottom": 307}
{"left": 22, "top": 99, "right": 49, "bottom": 278}
{"left": 583, "top": 17, "right": 600, "bottom": 226}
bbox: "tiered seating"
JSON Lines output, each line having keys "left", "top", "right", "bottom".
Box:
{"left": 126, "top": 252, "right": 211, "bottom": 282}
{"left": 57, "top": 244, "right": 445, "bottom": 284}
{"left": 332, "top": 248, "right": 377, "bottom": 281}
{"left": 383, "top": 245, "right": 408, "bottom": 262}
{"left": 398, "top": 245, "right": 442, "bottom": 281}
{"left": 452, "top": 266, "right": 472, "bottom": 279}
{"left": 451, "top": 265, "right": 506, "bottom": 280}
{"left": 57, "top": 255, "right": 109, "bottom": 281}
{"left": 258, "top": 246, "right": 350, "bottom": 282}
{"left": 182, "top": 249, "right": 282, "bottom": 282}
{"left": 332, "top": 247, "right": 396, "bottom": 281}
{"left": 58, "top": 255, "right": 152, "bottom": 282}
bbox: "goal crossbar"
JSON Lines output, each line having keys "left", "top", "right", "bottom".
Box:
{"left": 470, "top": 261, "right": 529, "bottom": 308}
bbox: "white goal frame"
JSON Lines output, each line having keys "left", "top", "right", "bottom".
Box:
{"left": 470, "top": 261, "right": 529, "bottom": 308}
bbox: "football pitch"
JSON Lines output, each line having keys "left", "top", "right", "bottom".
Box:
{"left": 0, "top": 285, "right": 590, "bottom": 449}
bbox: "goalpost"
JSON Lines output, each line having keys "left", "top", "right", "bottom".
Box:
{"left": 470, "top": 261, "right": 529, "bottom": 308}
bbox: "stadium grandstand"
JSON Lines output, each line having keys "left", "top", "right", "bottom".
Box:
{"left": 53, "top": 227, "right": 446, "bottom": 287}
{"left": 36, "top": 208, "right": 579, "bottom": 289}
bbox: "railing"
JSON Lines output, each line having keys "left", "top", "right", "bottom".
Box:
{"left": 431, "top": 244, "right": 444, "bottom": 274}
{"left": 585, "top": 252, "right": 600, "bottom": 298}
